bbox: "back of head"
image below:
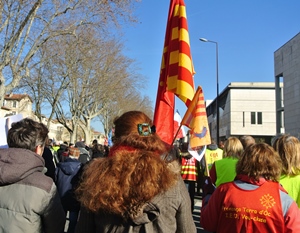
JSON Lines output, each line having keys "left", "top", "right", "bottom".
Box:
{"left": 273, "top": 134, "right": 300, "bottom": 176}
{"left": 92, "top": 139, "right": 98, "bottom": 145}
{"left": 112, "top": 111, "right": 167, "bottom": 154}
{"left": 223, "top": 137, "right": 244, "bottom": 159}
{"left": 218, "top": 140, "right": 225, "bottom": 149}
{"left": 69, "top": 147, "right": 80, "bottom": 159}
{"left": 236, "top": 143, "right": 282, "bottom": 182}
{"left": 239, "top": 135, "right": 255, "bottom": 149}
{"left": 207, "top": 139, "right": 219, "bottom": 150}
{"left": 7, "top": 118, "right": 49, "bottom": 152}
{"left": 75, "top": 141, "right": 86, "bottom": 148}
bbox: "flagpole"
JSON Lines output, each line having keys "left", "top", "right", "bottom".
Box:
{"left": 171, "top": 123, "right": 183, "bottom": 145}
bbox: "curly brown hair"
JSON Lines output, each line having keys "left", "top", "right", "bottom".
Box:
{"left": 112, "top": 111, "right": 168, "bottom": 154}
{"left": 76, "top": 150, "right": 178, "bottom": 218}
{"left": 236, "top": 143, "right": 282, "bottom": 182}
{"left": 75, "top": 111, "right": 179, "bottom": 219}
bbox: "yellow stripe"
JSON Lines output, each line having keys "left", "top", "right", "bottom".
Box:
{"left": 171, "top": 27, "right": 178, "bottom": 40}
{"left": 169, "top": 50, "right": 179, "bottom": 65}
{"left": 179, "top": 28, "right": 190, "bottom": 46}
{"left": 179, "top": 53, "right": 192, "bottom": 71}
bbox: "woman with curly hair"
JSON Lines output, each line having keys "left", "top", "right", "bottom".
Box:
{"left": 273, "top": 134, "right": 300, "bottom": 207}
{"left": 75, "top": 111, "right": 196, "bottom": 233}
{"left": 201, "top": 143, "right": 300, "bottom": 233}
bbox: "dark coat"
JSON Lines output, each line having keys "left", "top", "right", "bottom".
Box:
{"left": 55, "top": 158, "right": 83, "bottom": 212}
{"left": 42, "top": 147, "right": 56, "bottom": 181}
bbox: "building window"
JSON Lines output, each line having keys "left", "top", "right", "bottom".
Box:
{"left": 257, "top": 112, "right": 262, "bottom": 124}
{"left": 251, "top": 112, "right": 256, "bottom": 124}
{"left": 13, "top": 101, "right": 17, "bottom": 108}
{"left": 251, "top": 112, "right": 262, "bottom": 125}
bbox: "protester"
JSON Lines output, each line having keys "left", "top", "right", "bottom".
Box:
{"left": 218, "top": 140, "right": 225, "bottom": 150}
{"left": 180, "top": 140, "right": 198, "bottom": 212}
{"left": 91, "top": 143, "right": 106, "bottom": 159}
{"left": 0, "top": 118, "right": 65, "bottom": 232}
{"left": 239, "top": 135, "right": 255, "bottom": 149}
{"left": 57, "top": 142, "right": 69, "bottom": 162}
{"left": 199, "top": 140, "right": 223, "bottom": 196}
{"left": 201, "top": 143, "right": 300, "bottom": 232}
{"left": 75, "top": 111, "right": 196, "bottom": 233}
{"left": 56, "top": 147, "right": 83, "bottom": 233}
{"left": 42, "top": 146, "right": 56, "bottom": 181}
{"left": 273, "top": 134, "right": 300, "bottom": 207}
{"left": 210, "top": 137, "right": 244, "bottom": 187}
{"left": 75, "top": 141, "right": 90, "bottom": 164}
{"left": 203, "top": 140, "right": 223, "bottom": 175}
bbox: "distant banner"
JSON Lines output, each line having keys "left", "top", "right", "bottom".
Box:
{"left": 0, "top": 114, "right": 23, "bottom": 148}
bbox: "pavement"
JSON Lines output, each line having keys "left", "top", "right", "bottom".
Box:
{"left": 193, "top": 193, "right": 212, "bottom": 233}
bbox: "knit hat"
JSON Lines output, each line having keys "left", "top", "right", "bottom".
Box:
{"left": 69, "top": 147, "right": 80, "bottom": 157}
{"left": 75, "top": 141, "right": 86, "bottom": 148}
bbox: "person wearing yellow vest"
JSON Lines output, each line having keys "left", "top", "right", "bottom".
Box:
{"left": 201, "top": 143, "right": 300, "bottom": 233}
{"left": 180, "top": 142, "right": 197, "bottom": 212}
{"left": 204, "top": 140, "right": 223, "bottom": 176}
{"left": 273, "top": 134, "right": 300, "bottom": 207}
{"left": 210, "top": 137, "right": 244, "bottom": 187}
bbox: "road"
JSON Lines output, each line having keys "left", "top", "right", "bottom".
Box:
{"left": 194, "top": 193, "right": 212, "bottom": 233}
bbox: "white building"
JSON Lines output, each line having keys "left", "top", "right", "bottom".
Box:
{"left": 207, "top": 82, "right": 280, "bottom": 145}
{"left": 0, "top": 93, "right": 33, "bottom": 118}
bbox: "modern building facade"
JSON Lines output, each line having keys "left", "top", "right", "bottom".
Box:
{"left": 274, "top": 32, "right": 300, "bottom": 138}
{"left": 206, "top": 82, "right": 280, "bottom": 145}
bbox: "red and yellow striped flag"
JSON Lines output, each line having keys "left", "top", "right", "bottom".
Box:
{"left": 153, "top": 0, "right": 195, "bottom": 145}
{"left": 181, "top": 86, "right": 211, "bottom": 149}
{"left": 164, "top": 0, "right": 195, "bottom": 105}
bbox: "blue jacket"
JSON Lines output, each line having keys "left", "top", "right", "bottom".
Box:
{"left": 55, "top": 158, "right": 83, "bottom": 212}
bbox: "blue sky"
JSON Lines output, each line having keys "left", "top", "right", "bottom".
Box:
{"left": 120, "top": 0, "right": 300, "bottom": 118}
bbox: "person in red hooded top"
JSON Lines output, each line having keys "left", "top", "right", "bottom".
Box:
{"left": 201, "top": 143, "right": 300, "bottom": 233}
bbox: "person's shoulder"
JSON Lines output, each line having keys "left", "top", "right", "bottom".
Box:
{"left": 22, "top": 171, "right": 55, "bottom": 194}
{"left": 217, "top": 181, "right": 235, "bottom": 192}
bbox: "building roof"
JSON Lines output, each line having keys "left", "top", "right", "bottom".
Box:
{"left": 4, "top": 93, "right": 33, "bottom": 102}
{"left": 1, "top": 106, "right": 10, "bottom": 110}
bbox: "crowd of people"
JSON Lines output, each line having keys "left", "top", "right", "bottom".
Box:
{"left": 0, "top": 113, "right": 300, "bottom": 232}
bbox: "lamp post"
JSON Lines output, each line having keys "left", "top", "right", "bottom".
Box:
{"left": 199, "top": 38, "right": 219, "bottom": 145}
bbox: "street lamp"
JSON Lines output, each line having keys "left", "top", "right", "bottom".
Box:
{"left": 199, "top": 38, "right": 219, "bottom": 145}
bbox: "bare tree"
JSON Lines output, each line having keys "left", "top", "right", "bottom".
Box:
{"left": 98, "top": 81, "right": 153, "bottom": 137}
{"left": 18, "top": 42, "right": 70, "bottom": 127}
{"left": 0, "top": 0, "right": 139, "bottom": 106}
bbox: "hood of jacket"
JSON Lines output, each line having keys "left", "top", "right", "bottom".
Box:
{"left": 78, "top": 147, "right": 90, "bottom": 155}
{"left": 129, "top": 199, "right": 160, "bottom": 225}
{"left": 207, "top": 143, "right": 219, "bottom": 150}
{"left": 57, "top": 158, "right": 81, "bottom": 175}
{"left": 0, "top": 148, "right": 45, "bottom": 185}
{"left": 127, "top": 160, "right": 181, "bottom": 225}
